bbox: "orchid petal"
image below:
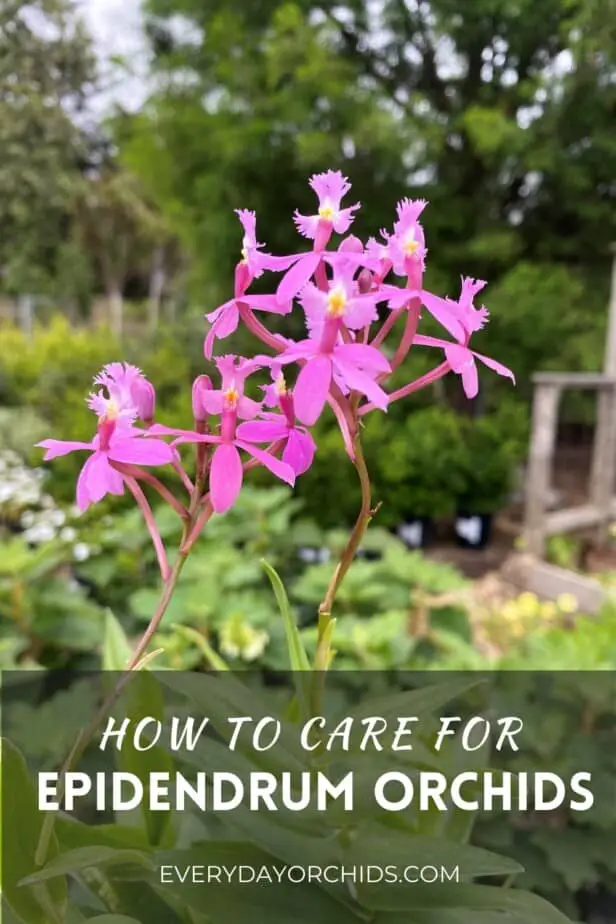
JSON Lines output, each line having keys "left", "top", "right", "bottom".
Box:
{"left": 236, "top": 441, "right": 295, "bottom": 486}
{"left": 277, "top": 252, "right": 321, "bottom": 302}
{"left": 109, "top": 437, "right": 174, "bottom": 467}
{"left": 38, "top": 439, "right": 94, "bottom": 460}
{"left": 334, "top": 342, "right": 391, "bottom": 374}
{"left": 236, "top": 420, "right": 288, "bottom": 443}
{"left": 282, "top": 428, "right": 316, "bottom": 476}
{"left": 461, "top": 360, "right": 479, "bottom": 399}
{"left": 210, "top": 443, "right": 243, "bottom": 514}
{"left": 333, "top": 357, "right": 389, "bottom": 410}
{"left": 473, "top": 350, "right": 516, "bottom": 384}
{"left": 293, "top": 355, "right": 332, "bottom": 425}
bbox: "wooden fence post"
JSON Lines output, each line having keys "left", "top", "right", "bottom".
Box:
{"left": 523, "top": 382, "right": 561, "bottom": 556}
{"left": 590, "top": 247, "right": 616, "bottom": 533}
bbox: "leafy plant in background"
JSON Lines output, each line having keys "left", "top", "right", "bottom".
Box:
{"left": 455, "top": 403, "right": 528, "bottom": 515}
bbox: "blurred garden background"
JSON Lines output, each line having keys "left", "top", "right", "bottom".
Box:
{"left": 2, "top": 0, "right": 616, "bottom": 665}
{"left": 2, "top": 0, "right": 616, "bottom": 914}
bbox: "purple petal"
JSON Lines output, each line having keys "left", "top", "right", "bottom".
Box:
{"left": 201, "top": 390, "right": 224, "bottom": 416}
{"left": 210, "top": 443, "right": 243, "bottom": 514}
{"left": 443, "top": 343, "right": 472, "bottom": 373}
{"left": 37, "top": 439, "right": 94, "bottom": 460}
{"left": 293, "top": 355, "right": 332, "bottom": 425}
{"left": 343, "top": 294, "right": 379, "bottom": 330}
{"left": 277, "top": 252, "right": 321, "bottom": 302}
{"left": 332, "top": 204, "right": 360, "bottom": 234}
{"left": 333, "top": 358, "right": 389, "bottom": 410}
{"left": 334, "top": 342, "right": 391, "bottom": 374}
{"left": 237, "top": 396, "right": 262, "bottom": 420}
{"left": 461, "top": 360, "right": 479, "bottom": 399}
{"left": 414, "top": 334, "right": 452, "bottom": 349}
{"left": 420, "top": 290, "right": 465, "bottom": 341}
{"left": 282, "top": 428, "right": 316, "bottom": 476}
{"left": 473, "top": 350, "right": 516, "bottom": 384}
{"left": 236, "top": 441, "right": 295, "bottom": 486}
{"left": 204, "top": 302, "right": 239, "bottom": 358}
{"left": 236, "top": 420, "right": 288, "bottom": 443}
{"left": 109, "top": 436, "right": 174, "bottom": 467}
{"left": 76, "top": 452, "right": 124, "bottom": 511}
{"left": 242, "top": 293, "right": 292, "bottom": 315}
{"left": 278, "top": 339, "right": 317, "bottom": 364}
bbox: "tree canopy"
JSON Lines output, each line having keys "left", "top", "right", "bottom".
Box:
{"left": 0, "top": 0, "right": 96, "bottom": 292}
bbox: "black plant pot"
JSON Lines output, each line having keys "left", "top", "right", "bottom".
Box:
{"left": 395, "top": 517, "right": 434, "bottom": 549}
{"left": 454, "top": 510, "right": 493, "bottom": 549}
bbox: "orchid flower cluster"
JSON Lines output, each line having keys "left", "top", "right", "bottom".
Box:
{"left": 38, "top": 170, "right": 513, "bottom": 664}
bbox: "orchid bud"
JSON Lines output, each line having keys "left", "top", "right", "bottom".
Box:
{"left": 357, "top": 269, "right": 374, "bottom": 294}
{"left": 192, "top": 375, "right": 213, "bottom": 422}
{"left": 132, "top": 378, "right": 156, "bottom": 424}
{"left": 338, "top": 234, "right": 363, "bottom": 254}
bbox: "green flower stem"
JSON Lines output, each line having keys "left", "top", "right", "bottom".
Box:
{"left": 314, "top": 432, "right": 377, "bottom": 677}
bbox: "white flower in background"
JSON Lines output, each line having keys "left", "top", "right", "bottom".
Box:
{"left": 73, "top": 543, "right": 91, "bottom": 562}
{"left": 60, "top": 526, "right": 78, "bottom": 543}
{"left": 23, "top": 521, "right": 56, "bottom": 545}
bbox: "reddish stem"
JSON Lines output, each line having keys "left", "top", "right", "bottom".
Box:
{"left": 124, "top": 475, "right": 171, "bottom": 580}
{"left": 112, "top": 462, "right": 189, "bottom": 520}
{"left": 359, "top": 361, "right": 449, "bottom": 417}
{"left": 238, "top": 303, "right": 286, "bottom": 353}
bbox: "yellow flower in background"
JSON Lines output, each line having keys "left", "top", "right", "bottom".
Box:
{"left": 556, "top": 593, "right": 578, "bottom": 614}
{"left": 540, "top": 601, "right": 558, "bottom": 622}
{"left": 517, "top": 592, "right": 540, "bottom": 618}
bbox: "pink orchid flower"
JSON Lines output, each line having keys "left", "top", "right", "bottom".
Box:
{"left": 294, "top": 170, "right": 360, "bottom": 242}
{"left": 198, "top": 355, "right": 264, "bottom": 420}
{"left": 204, "top": 210, "right": 291, "bottom": 358}
{"left": 91, "top": 362, "right": 153, "bottom": 421}
{"left": 365, "top": 198, "right": 427, "bottom": 286}
{"left": 414, "top": 334, "right": 515, "bottom": 399}
{"left": 236, "top": 368, "right": 316, "bottom": 476}
{"left": 153, "top": 354, "right": 295, "bottom": 513}
{"left": 277, "top": 272, "right": 391, "bottom": 425}
{"left": 380, "top": 285, "right": 466, "bottom": 342}
{"left": 38, "top": 409, "right": 173, "bottom": 512}
{"left": 273, "top": 172, "right": 363, "bottom": 302}
{"left": 388, "top": 198, "right": 428, "bottom": 281}
{"left": 452, "top": 276, "right": 490, "bottom": 335}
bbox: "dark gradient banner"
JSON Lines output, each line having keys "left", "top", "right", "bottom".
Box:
{"left": 2, "top": 670, "right": 615, "bottom": 924}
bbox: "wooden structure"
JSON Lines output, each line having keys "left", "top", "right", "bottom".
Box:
{"left": 523, "top": 249, "right": 616, "bottom": 557}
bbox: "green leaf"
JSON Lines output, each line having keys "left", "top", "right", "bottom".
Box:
{"left": 116, "top": 673, "right": 176, "bottom": 848}
{"left": 357, "top": 881, "right": 572, "bottom": 922}
{"left": 20, "top": 846, "right": 153, "bottom": 884}
{"left": 102, "top": 609, "right": 132, "bottom": 670}
{"left": 173, "top": 624, "right": 230, "bottom": 671}
{"left": 262, "top": 559, "right": 312, "bottom": 718}
{"left": 86, "top": 918, "right": 143, "bottom": 924}
{"left": 0, "top": 738, "right": 67, "bottom": 924}
{"left": 262, "top": 559, "right": 311, "bottom": 671}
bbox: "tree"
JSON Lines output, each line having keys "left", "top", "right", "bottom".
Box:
{"left": 126, "top": 0, "right": 615, "bottom": 291}
{"left": 0, "top": 0, "right": 97, "bottom": 296}
{"left": 72, "top": 167, "right": 170, "bottom": 336}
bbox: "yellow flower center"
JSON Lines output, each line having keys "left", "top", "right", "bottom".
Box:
{"left": 102, "top": 397, "right": 120, "bottom": 421}
{"left": 274, "top": 373, "right": 287, "bottom": 396}
{"left": 327, "top": 286, "right": 347, "bottom": 317}
{"left": 403, "top": 231, "right": 419, "bottom": 256}
{"left": 319, "top": 204, "right": 335, "bottom": 222}
{"left": 224, "top": 386, "right": 240, "bottom": 408}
